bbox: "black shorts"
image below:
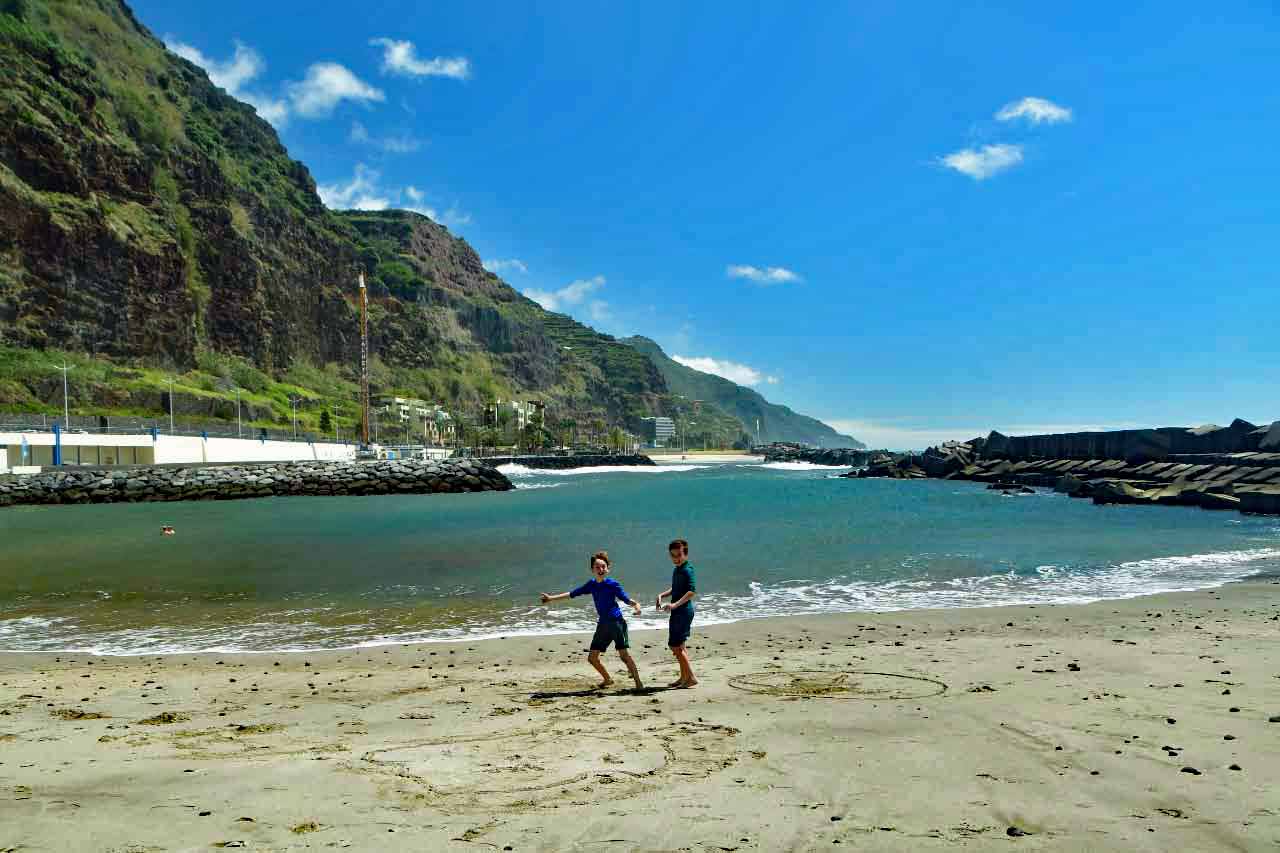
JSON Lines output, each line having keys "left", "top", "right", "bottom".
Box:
{"left": 590, "top": 617, "right": 630, "bottom": 652}
{"left": 668, "top": 605, "right": 694, "bottom": 648}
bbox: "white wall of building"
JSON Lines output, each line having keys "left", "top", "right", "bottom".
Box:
{"left": 1, "top": 431, "right": 355, "bottom": 469}
{"left": 156, "top": 436, "right": 355, "bottom": 464}
{"left": 0, "top": 448, "right": 7, "bottom": 474}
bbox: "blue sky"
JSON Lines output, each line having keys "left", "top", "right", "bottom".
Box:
{"left": 135, "top": 1, "right": 1279, "bottom": 449}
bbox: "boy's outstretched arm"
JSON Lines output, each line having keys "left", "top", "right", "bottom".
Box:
{"left": 540, "top": 591, "right": 571, "bottom": 604}
{"left": 613, "top": 582, "right": 643, "bottom": 616}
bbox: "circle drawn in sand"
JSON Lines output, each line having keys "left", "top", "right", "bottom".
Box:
{"left": 728, "top": 670, "right": 947, "bottom": 700}
{"left": 354, "top": 721, "right": 739, "bottom": 811}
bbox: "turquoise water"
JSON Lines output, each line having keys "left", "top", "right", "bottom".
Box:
{"left": 1, "top": 460, "right": 1278, "bottom": 654}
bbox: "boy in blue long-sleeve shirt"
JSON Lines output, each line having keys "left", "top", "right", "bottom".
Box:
{"left": 540, "top": 551, "right": 643, "bottom": 689}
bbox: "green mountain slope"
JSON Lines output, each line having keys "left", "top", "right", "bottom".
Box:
{"left": 622, "top": 336, "right": 863, "bottom": 448}
{"left": 0, "top": 0, "right": 673, "bottom": 434}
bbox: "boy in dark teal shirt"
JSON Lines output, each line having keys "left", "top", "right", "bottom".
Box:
{"left": 656, "top": 538, "right": 698, "bottom": 688}
{"left": 541, "top": 551, "right": 643, "bottom": 689}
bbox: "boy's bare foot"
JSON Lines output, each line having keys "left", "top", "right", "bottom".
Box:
{"left": 598, "top": 678, "right": 614, "bottom": 689}
{"left": 675, "top": 678, "right": 698, "bottom": 689}
{"left": 668, "top": 678, "right": 686, "bottom": 687}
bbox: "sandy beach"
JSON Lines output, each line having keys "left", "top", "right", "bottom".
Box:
{"left": 2, "top": 580, "right": 1278, "bottom": 852}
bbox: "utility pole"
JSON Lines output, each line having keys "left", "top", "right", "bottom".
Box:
{"left": 332, "top": 406, "right": 339, "bottom": 443}
{"left": 234, "top": 388, "right": 242, "bottom": 438}
{"left": 289, "top": 396, "right": 299, "bottom": 440}
{"left": 358, "top": 269, "right": 370, "bottom": 448}
{"left": 164, "top": 377, "right": 176, "bottom": 434}
{"left": 55, "top": 363, "right": 71, "bottom": 426}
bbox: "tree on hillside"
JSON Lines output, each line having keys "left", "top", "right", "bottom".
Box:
{"left": 590, "top": 417, "right": 606, "bottom": 446}
{"left": 559, "top": 418, "right": 576, "bottom": 449}
{"left": 319, "top": 408, "right": 332, "bottom": 435}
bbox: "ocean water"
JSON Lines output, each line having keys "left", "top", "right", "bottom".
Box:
{"left": 1, "top": 461, "right": 1277, "bottom": 655}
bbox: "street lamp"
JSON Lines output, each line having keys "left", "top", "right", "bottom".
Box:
{"left": 55, "top": 363, "right": 71, "bottom": 426}
{"left": 234, "top": 387, "right": 242, "bottom": 438}
{"left": 163, "top": 377, "right": 177, "bottom": 434}
{"left": 289, "top": 396, "right": 300, "bottom": 440}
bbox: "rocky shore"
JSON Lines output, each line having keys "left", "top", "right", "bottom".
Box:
{"left": 852, "top": 420, "right": 1280, "bottom": 515}
{"left": 757, "top": 444, "right": 871, "bottom": 466}
{"left": 0, "top": 459, "right": 512, "bottom": 507}
{"left": 480, "top": 453, "right": 655, "bottom": 469}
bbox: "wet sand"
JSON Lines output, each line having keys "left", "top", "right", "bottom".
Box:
{"left": 2, "top": 580, "right": 1278, "bottom": 851}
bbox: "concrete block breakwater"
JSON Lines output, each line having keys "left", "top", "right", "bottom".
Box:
{"left": 0, "top": 459, "right": 512, "bottom": 507}
{"left": 858, "top": 454, "right": 1280, "bottom": 515}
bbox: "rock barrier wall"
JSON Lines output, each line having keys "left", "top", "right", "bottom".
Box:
{"left": 760, "top": 446, "right": 871, "bottom": 466}
{"left": 0, "top": 459, "right": 512, "bottom": 508}
{"left": 946, "top": 454, "right": 1280, "bottom": 515}
{"left": 480, "top": 454, "right": 655, "bottom": 470}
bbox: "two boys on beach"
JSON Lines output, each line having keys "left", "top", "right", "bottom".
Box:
{"left": 539, "top": 539, "right": 698, "bottom": 690}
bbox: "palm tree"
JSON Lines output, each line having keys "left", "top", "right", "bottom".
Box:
{"left": 609, "top": 426, "right": 625, "bottom": 453}
{"left": 558, "top": 418, "right": 576, "bottom": 449}
{"left": 590, "top": 417, "right": 606, "bottom": 447}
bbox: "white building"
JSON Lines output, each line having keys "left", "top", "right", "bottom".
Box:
{"left": 642, "top": 416, "right": 677, "bottom": 447}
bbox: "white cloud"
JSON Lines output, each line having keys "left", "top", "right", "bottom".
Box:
{"left": 523, "top": 275, "right": 606, "bottom": 312}
{"left": 726, "top": 264, "right": 801, "bottom": 284}
{"left": 940, "top": 143, "right": 1024, "bottom": 180}
{"left": 286, "top": 62, "right": 384, "bottom": 118}
{"left": 395, "top": 186, "right": 470, "bottom": 228}
{"left": 996, "top": 97, "right": 1073, "bottom": 125}
{"left": 317, "top": 163, "right": 390, "bottom": 210}
{"left": 588, "top": 300, "right": 612, "bottom": 323}
{"left": 371, "top": 38, "right": 471, "bottom": 79}
{"left": 671, "top": 355, "right": 778, "bottom": 388}
{"left": 823, "top": 419, "right": 1148, "bottom": 452}
{"left": 483, "top": 259, "right": 529, "bottom": 275}
{"left": 350, "top": 121, "right": 423, "bottom": 153}
{"left": 166, "top": 38, "right": 289, "bottom": 127}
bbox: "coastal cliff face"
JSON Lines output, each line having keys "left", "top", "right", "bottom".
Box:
{"left": 0, "top": 0, "right": 858, "bottom": 444}
{"left": 0, "top": 0, "right": 670, "bottom": 425}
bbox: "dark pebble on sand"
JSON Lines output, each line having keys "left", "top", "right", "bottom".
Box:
{"left": 1229, "top": 764, "right": 1242, "bottom": 771}
{"left": 1224, "top": 734, "right": 1235, "bottom": 740}
{"left": 1180, "top": 767, "right": 1201, "bottom": 775}
{"left": 831, "top": 816, "right": 842, "bottom": 822}
{"left": 1270, "top": 715, "right": 1280, "bottom": 723}
{"left": 199, "top": 810, "right": 212, "bottom": 816}
{"left": 1166, "top": 718, "right": 1176, "bottom": 724}
{"left": 1007, "top": 827, "right": 1029, "bottom": 837}
{"left": 1229, "top": 707, "right": 1240, "bottom": 713}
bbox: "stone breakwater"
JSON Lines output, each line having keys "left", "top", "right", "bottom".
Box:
{"left": 0, "top": 459, "right": 512, "bottom": 507}
{"left": 481, "top": 454, "right": 655, "bottom": 470}
{"left": 855, "top": 453, "right": 1280, "bottom": 515}
{"left": 757, "top": 445, "right": 871, "bottom": 466}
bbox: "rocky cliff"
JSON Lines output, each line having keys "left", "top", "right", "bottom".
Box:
{"left": 0, "top": 0, "right": 669, "bottom": 427}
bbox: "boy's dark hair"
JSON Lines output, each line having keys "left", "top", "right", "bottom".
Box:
{"left": 590, "top": 550, "right": 611, "bottom": 569}
{"left": 668, "top": 539, "right": 688, "bottom": 555}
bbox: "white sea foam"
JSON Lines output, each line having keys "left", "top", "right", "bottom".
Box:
{"left": 498, "top": 463, "right": 710, "bottom": 477}
{"left": 514, "top": 482, "right": 565, "bottom": 490}
{"left": 7, "top": 547, "right": 1277, "bottom": 655}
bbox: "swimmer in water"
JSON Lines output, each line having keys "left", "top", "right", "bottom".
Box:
{"left": 161, "top": 525, "right": 175, "bottom": 536}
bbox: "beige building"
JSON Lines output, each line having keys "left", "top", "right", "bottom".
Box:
{"left": 374, "top": 397, "right": 456, "bottom": 446}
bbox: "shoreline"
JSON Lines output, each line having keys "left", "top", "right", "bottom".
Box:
{"left": 3, "top": 567, "right": 1276, "bottom": 659}
{"left": 3, "top": 581, "right": 1278, "bottom": 850}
